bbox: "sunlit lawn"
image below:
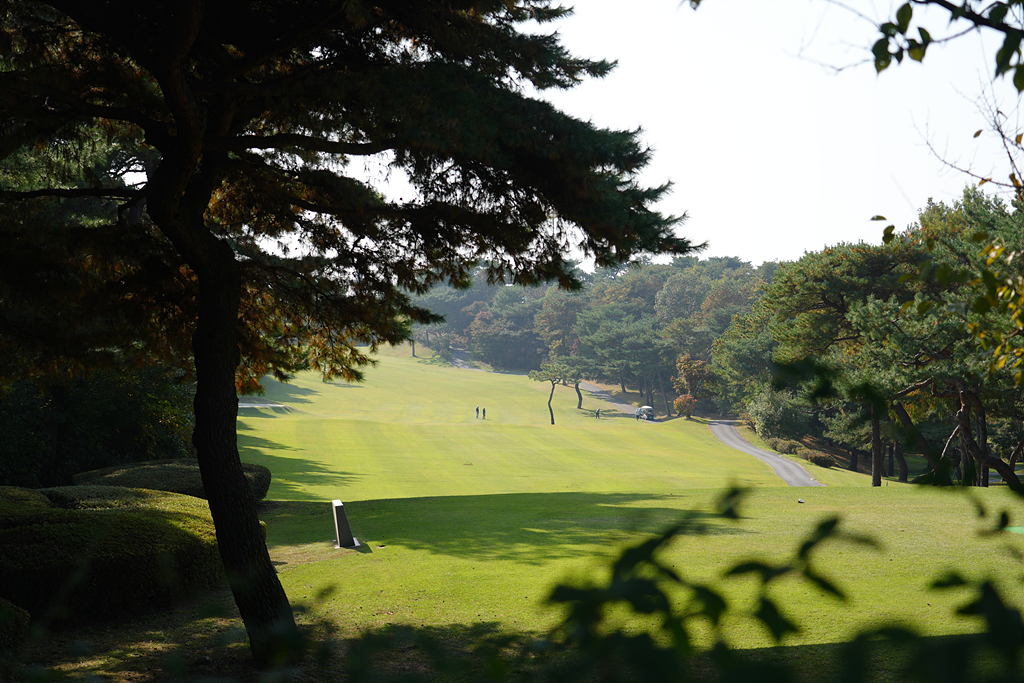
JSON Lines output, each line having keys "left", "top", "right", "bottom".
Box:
{"left": 240, "top": 346, "right": 1024, "bottom": 650}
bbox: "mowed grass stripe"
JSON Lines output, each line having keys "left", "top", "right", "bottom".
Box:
{"left": 241, "top": 348, "right": 1024, "bottom": 653}
{"left": 238, "top": 353, "right": 785, "bottom": 502}
{"left": 241, "top": 419, "right": 780, "bottom": 501}
{"left": 267, "top": 487, "right": 1024, "bottom": 647}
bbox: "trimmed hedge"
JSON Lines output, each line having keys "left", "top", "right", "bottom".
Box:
{"left": 0, "top": 487, "right": 50, "bottom": 525}
{"left": 774, "top": 440, "right": 803, "bottom": 455}
{"left": 74, "top": 459, "right": 272, "bottom": 502}
{"left": 764, "top": 438, "right": 804, "bottom": 455}
{"left": 806, "top": 453, "right": 837, "bottom": 469}
{"left": 0, "top": 486, "right": 222, "bottom": 623}
{"left": 0, "top": 597, "right": 29, "bottom": 658}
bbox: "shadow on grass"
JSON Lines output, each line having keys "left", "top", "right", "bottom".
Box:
{"left": 19, "top": 586, "right": 258, "bottom": 683}
{"left": 237, "top": 405, "right": 295, "bottom": 418}
{"left": 415, "top": 354, "right": 456, "bottom": 368}
{"left": 685, "top": 637, "right": 934, "bottom": 683}
{"left": 343, "top": 626, "right": 992, "bottom": 683}
{"left": 261, "top": 492, "right": 751, "bottom": 562}
{"left": 237, "top": 432, "right": 362, "bottom": 500}
{"left": 21, "top": 590, "right": 993, "bottom": 683}
{"left": 258, "top": 380, "right": 321, "bottom": 404}
{"left": 587, "top": 409, "right": 637, "bottom": 421}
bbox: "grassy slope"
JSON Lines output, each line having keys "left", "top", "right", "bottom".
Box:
{"left": 239, "top": 349, "right": 779, "bottom": 501}
{"left": 239, "top": 347, "right": 1024, "bottom": 649}
{"left": 735, "top": 424, "right": 878, "bottom": 487}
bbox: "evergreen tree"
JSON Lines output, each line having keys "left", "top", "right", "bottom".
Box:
{"left": 0, "top": 1, "right": 693, "bottom": 663}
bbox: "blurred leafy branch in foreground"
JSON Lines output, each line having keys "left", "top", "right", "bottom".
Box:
{"left": 336, "top": 487, "right": 1024, "bottom": 683}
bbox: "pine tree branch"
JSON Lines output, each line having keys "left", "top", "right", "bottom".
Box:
{"left": 0, "top": 187, "right": 140, "bottom": 200}
{"left": 956, "top": 390, "right": 1021, "bottom": 490}
{"left": 895, "top": 379, "right": 935, "bottom": 397}
{"left": 221, "top": 134, "right": 398, "bottom": 156}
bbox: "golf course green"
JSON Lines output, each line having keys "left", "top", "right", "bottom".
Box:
{"left": 238, "top": 347, "right": 1024, "bottom": 650}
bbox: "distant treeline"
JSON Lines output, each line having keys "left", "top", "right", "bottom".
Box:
{"left": 413, "top": 187, "right": 1024, "bottom": 482}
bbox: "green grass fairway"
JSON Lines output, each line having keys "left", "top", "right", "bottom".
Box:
{"left": 238, "top": 350, "right": 782, "bottom": 501}
{"left": 239, "top": 348, "right": 1024, "bottom": 652}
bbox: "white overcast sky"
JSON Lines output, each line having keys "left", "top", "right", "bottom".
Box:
{"left": 539, "top": 0, "right": 1023, "bottom": 265}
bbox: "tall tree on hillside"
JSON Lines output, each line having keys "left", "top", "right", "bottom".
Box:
{"left": 534, "top": 288, "right": 588, "bottom": 360}
{"left": 711, "top": 303, "right": 776, "bottom": 410}
{"left": 0, "top": 1, "right": 694, "bottom": 663}
{"left": 573, "top": 300, "right": 671, "bottom": 405}
{"left": 529, "top": 361, "right": 571, "bottom": 425}
{"left": 757, "top": 242, "right": 936, "bottom": 481}
{"left": 590, "top": 263, "right": 675, "bottom": 308}
{"left": 743, "top": 191, "right": 1024, "bottom": 487}
{"left": 467, "top": 286, "right": 547, "bottom": 370}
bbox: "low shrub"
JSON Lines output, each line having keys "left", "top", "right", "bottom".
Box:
{"left": 74, "top": 459, "right": 271, "bottom": 502}
{"left": 775, "top": 440, "right": 802, "bottom": 455}
{"left": 0, "top": 485, "right": 222, "bottom": 623}
{"left": 673, "top": 395, "right": 698, "bottom": 418}
{"left": 0, "top": 487, "right": 50, "bottom": 525}
{"left": 746, "top": 385, "right": 809, "bottom": 439}
{"left": 764, "top": 437, "right": 780, "bottom": 451}
{"left": 245, "top": 463, "right": 272, "bottom": 501}
{"left": 807, "top": 453, "right": 837, "bottom": 468}
{"left": 0, "top": 597, "right": 29, "bottom": 659}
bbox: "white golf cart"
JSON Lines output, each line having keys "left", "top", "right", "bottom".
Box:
{"left": 637, "top": 405, "right": 655, "bottom": 420}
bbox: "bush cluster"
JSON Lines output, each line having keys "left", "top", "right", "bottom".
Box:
{"left": 806, "top": 453, "right": 837, "bottom": 468}
{"left": 0, "top": 485, "right": 222, "bottom": 625}
{"left": 765, "top": 438, "right": 802, "bottom": 455}
{"left": 673, "top": 394, "right": 698, "bottom": 418}
{"left": 0, "top": 486, "right": 50, "bottom": 519}
{"left": 0, "top": 597, "right": 29, "bottom": 659}
{"left": 0, "top": 367, "right": 195, "bottom": 488}
{"left": 74, "top": 459, "right": 271, "bottom": 502}
{"left": 746, "top": 386, "right": 808, "bottom": 440}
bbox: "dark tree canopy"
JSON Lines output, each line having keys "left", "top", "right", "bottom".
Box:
{"left": 0, "top": 0, "right": 693, "bottom": 664}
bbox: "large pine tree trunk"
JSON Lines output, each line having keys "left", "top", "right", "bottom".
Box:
{"left": 43, "top": 382, "right": 70, "bottom": 487}
{"left": 658, "top": 372, "right": 673, "bottom": 417}
{"left": 149, "top": 165, "right": 300, "bottom": 665}
{"left": 941, "top": 425, "right": 963, "bottom": 482}
{"left": 973, "top": 391, "right": 990, "bottom": 487}
{"left": 547, "top": 381, "right": 556, "bottom": 425}
{"left": 957, "top": 390, "right": 1019, "bottom": 490}
{"left": 192, "top": 253, "right": 300, "bottom": 666}
{"left": 574, "top": 381, "right": 583, "bottom": 410}
{"left": 870, "top": 408, "right": 882, "bottom": 487}
{"left": 895, "top": 440, "right": 908, "bottom": 482}
{"left": 893, "top": 401, "right": 952, "bottom": 485}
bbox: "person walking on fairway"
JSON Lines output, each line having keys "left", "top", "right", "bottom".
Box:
{"left": 482, "top": 407, "right": 486, "bottom": 419}
{"left": 476, "top": 406, "right": 479, "bottom": 419}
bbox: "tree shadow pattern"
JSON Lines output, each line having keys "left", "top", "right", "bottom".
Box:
{"left": 261, "top": 492, "right": 751, "bottom": 565}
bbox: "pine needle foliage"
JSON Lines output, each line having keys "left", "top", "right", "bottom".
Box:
{"left": 0, "top": 0, "right": 695, "bottom": 664}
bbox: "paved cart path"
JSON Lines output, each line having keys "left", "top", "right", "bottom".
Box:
{"left": 446, "top": 357, "right": 819, "bottom": 485}
{"left": 708, "top": 420, "right": 824, "bottom": 487}
{"left": 579, "top": 382, "right": 643, "bottom": 416}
